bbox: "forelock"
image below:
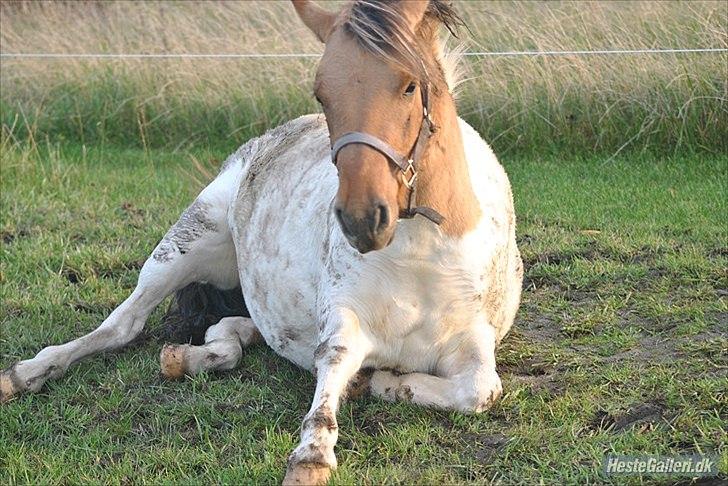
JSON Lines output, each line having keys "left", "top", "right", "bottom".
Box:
{"left": 343, "top": 0, "right": 464, "bottom": 82}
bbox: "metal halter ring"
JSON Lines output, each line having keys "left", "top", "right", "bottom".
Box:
{"left": 402, "top": 159, "right": 417, "bottom": 189}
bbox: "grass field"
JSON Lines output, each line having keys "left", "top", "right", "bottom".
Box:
{"left": 1, "top": 0, "right": 727, "bottom": 484}
{"left": 1, "top": 141, "right": 726, "bottom": 484}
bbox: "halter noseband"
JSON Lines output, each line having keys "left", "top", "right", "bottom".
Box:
{"left": 329, "top": 83, "right": 445, "bottom": 225}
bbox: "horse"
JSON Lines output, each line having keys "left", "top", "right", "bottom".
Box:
{"left": 0, "top": 1, "right": 523, "bottom": 483}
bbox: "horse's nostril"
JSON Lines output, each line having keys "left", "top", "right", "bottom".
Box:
{"left": 335, "top": 207, "right": 359, "bottom": 240}
{"left": 369, "top": 206, "right": 381, "bottom": 234}
{"left": 336, "top": 204, "right": 390, "bottom": 246}
{"left": 335, "top": 207, "right": 348, "bottom": 234}
{"left": 377, "top": 204, "right": 389, "bottom": 232}
{"left": 368, "top": 204, "right": 389, "bottom": 236}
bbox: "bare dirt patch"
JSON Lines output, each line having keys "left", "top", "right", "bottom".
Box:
{"left": 1, "top": 228, "right": 29, "bottom": 245}
{"left": 587, "top": 401, "right": 669, "bottom": 433}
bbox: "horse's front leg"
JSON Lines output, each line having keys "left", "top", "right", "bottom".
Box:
{"left": 370, "top": 319, "right": 503, "bottom": 413}
{"left": 283, "top": 308, "right": 370, "bottom": 486}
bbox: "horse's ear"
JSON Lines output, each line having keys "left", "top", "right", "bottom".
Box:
{"left": 291, "top": 0, "right": 337, "bottom": 43}
{"left": 395, "top": 0, "right": 430, "bottom": 34}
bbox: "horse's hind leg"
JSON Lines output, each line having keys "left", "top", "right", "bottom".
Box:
{"left": 0, "top": 168, "right": 240, "bottom": 402}
{"left": 159, "top": 316, "right": 261, "bottom": 379}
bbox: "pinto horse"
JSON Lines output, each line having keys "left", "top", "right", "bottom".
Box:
{"left": 1, "top": 1, "right": 523, "bottom": 483}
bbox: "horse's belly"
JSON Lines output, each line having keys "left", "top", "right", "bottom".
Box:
{"left": 229, "top": 115, "right": 335, "bottom": 370}
{"left": 240, "top": 269, "right": 320, "bottom": 370}
{"left": 234, "top": 194, "right": 332, "bottom": 371}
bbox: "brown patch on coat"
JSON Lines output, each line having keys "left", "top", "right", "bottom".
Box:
{"left": 313, "top": 338, "right": 330, "bottom": 361}
{"left": 396, "top": 384, "right": 414, "bottom": 402}
{"left": 277, "top": 327, "right": 300, "bottom": 351}
{"left": 326, "top": 345, "right": 348, "bottom": 366}
{"left": 283, "top": 328, "right": 299, "bottom": 342}
{"left": 303, "top": 404, "right": 337, "bottom": 433}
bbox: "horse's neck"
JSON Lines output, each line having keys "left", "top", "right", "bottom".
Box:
{"left": 416, "top": 91, "right": 481, "bottom": 237}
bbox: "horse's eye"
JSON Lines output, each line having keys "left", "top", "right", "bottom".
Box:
{"left": 404, "top": 82, "right": 417, "bottom": 96}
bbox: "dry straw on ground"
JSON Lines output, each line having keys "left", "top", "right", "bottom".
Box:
{"left": 1, "top": 1, "right": 726, "bottom": 154}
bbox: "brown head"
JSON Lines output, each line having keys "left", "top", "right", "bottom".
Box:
{"left": 292, "top": 0, "right": 462, "bottom": 253}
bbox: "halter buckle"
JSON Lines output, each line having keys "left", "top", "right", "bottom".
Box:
{"left": 403, "top": 159, "right": 417, "bottom": 189}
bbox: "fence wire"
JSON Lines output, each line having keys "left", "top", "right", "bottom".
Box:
{"left": 1, "top": 48, "right": 726, "bottom": 60}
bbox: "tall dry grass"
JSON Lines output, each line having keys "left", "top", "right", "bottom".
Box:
{"left": 1, "top": 0, "right": 726, "bottom": 155}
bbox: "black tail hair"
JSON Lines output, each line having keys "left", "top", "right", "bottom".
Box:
{"left": 160, "top": 283, "right": 249, "bottom": 345}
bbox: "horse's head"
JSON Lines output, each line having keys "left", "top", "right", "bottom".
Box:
{"left": 293, "top": 0, "right": 452, "bottom": 253}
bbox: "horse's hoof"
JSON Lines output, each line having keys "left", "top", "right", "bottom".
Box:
{"left": 160, "top": 344, "right": 188, "bottom": 380}
{"left": 0, "top": 366, "right": 20, "bottom": 403}
{"left": 282, "top": 463, "right": 331, "bottom": 486}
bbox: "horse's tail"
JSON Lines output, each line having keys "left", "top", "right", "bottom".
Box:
{"left": 159, "top": 283, "right": 249, "bottom": 345}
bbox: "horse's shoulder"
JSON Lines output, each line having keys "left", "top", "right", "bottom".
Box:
{"left": 457, "top": 118, "right": 514, "bottom": 219}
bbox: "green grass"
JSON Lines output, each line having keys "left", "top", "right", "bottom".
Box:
{"left": 1, "top": 142, "right": 726, "bottom": 484}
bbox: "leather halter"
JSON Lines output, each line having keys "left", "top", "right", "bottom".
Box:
{"left": 329, "top": 84, "right": 445, "bottom": 225}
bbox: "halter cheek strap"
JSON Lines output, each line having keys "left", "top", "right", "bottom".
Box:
{"left": 329, "top": 84, "right": 445, "bottom": 225}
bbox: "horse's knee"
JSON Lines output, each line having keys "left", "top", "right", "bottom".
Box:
{"left": 368, "top": 369, "right": 399, "bottom": 400}
{"left": 457, "top": 371, "right": 503, "bottom": 413}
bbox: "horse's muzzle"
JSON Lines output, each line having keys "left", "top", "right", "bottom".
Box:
{"left": 335, "top": 203, "right": 393, "bottom": 253}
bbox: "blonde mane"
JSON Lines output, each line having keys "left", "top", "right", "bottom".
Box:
{"left": 344, "top": 0, "right": 465, "bottom": 93}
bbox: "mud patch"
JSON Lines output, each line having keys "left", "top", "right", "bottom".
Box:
{"left": 97, "top": 259, "right": 145, "bottom": 279}
{"left": 470, "top": 433, "right": 509, "bottom": 464}
{"left": 588, "top": 401, "right": 667, "bottom": 433}
{"left": 1, "top": 229, "right": 29, "bottom": 245}
{"left": 119, "top": 202, "right": 145, "bottom": 219}
{"left": 61, "top": 260, "right": 144, "bottom": 285}
{"left": 512, "top": 312, "right": 562, "bottom": 342}
{"left": 522, "top": 241, "right": 665, "bottom": 268}
{"left": 72, "top": 300, "right": 116, "bottom": 315}
{"left": 521, "top": 242, "right": 671, "bottom": 291}
{"left": 153, "top": 199, "right": 217, "bottom": 262}
{"left": 63, "top": 268, "right": 81, "bottom": 284}
{"left": 599, "top": 332, "right": 679, "bottom": 365}
{"left": 358, "top": 409, "right": 392, "bottom": 437}
{"left": 499, "top": 356, "right": 563, "bottom": 396}
{"left": 432, "top": 415, "right": 510, "bottom": 466}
